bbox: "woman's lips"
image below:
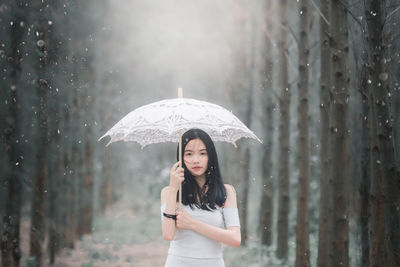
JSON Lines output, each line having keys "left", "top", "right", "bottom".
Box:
{"left": 192, "top": 167, "right": 202, "bottom": 170}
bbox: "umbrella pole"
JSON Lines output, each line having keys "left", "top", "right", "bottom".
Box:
{"left": 178, "top": 88, "right": 183, "bottom": 208}
{"left": 179, "top": 130, "right": 182, "bottom": 208}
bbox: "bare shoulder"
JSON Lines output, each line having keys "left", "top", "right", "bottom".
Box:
{"left": 224, "top": 184, "right": 237, "bottom": 196}
{"left": 223, "top": 184, "right": 238, "bottom": 208}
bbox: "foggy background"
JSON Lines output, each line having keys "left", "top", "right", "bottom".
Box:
{"left": 1, "top": 0, "right": 399, "bottom": 266}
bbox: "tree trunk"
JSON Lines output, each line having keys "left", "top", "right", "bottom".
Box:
{"left": 76, "top": 146, "right": 85, "bottom": 238}
{"left": 80, "top": 21, "right": 96, "bottom": 234}
{"left": 358, "top": 65, "right": 370, "bottom": 267}
{"left": 29, "top": 60, "right": 48, "bottom": 266}
{"left": 317, "top": 0, "right": 331, "bottom": 266}
{"left": 0, "top": 1, "right": 26, "bottom": 266}
{"left": 225, "top": 1, "right": 252, "bottom": 245}
{"left": 276, "top": 0, "right": 290, "bottom": 259}
{"left": 46, "top": 2, "right": 65, "bottom": 262}
{"left": 65, "top": 148, "right": 76, "bottom": 248}
{"left": 71, "top": 52, "right": 86, "bottom": 239}
{"left": 365, "top": 1, "right": 400, "bottom": 265}
{"left": 29, "top": 1, "right": 51, "bottom": 265}
{"left": 99, "top": 102, "right": 115, "bottom": 213}
{"left": 59, "top": 59, "right": 77, "bottom": 249}
{"left": 369, "top": 97, "right": 388, "bottom": 267}
{"left": 295, "top": 0, "right": 310, "bottom": 266}
{"left": 241, "top": 27, "right": 254, "bottom": 246}
{"left": 101, "top": 149, "right": 114, "bottom": 212}
{"left": 239, "top": 16, "right": 256, "bottom": 246}
{"left": 242, "top": 146, "right": 250, "bottom": 245}
{"left": 328, "top": 0, "right": 350, "bottom": 266}
{"left": 47, "top": 153, "right": 57, "bottom": 265}
{"left": 52, "top": 152, "right": 67, "bottom": 259}
{"left": 259, "top": 0, "right": 275, "bottom": 245}
{"left": 48, "top": 102, "right": 64, "bottom": 264}
{"left": 82, "top": 141, "right": 94, "bottom": 234}
{"left": 58, "top": 152, "right": 69, "bottom": 248}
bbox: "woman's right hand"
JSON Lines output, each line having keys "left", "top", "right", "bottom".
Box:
{"left": 170, "top": 161, "right": 184, "bottom": 190}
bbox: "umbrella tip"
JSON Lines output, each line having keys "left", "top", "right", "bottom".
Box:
{"left": 178, "top": 88, "right": 183, "bottom": 98}
{"left": 98, "top": 134, "right": 112, "bottom": 146}
{"left": 105, "top": 140, "right": 112, "bottom": 147}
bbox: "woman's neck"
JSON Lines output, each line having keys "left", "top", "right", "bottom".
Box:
{"left": 195, "top": 175, "right": 206, "bottom": 188}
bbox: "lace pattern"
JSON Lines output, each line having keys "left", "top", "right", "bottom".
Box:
{"left": 99, "top": 98, "right": 262, "bottom": 147}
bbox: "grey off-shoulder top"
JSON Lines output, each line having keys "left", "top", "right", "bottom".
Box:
{"left": 161, "top": 203, "right": 240, "bottom": 259}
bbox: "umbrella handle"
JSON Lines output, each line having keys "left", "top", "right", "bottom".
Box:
{"left": 179, "top": 130, "right": 182, "bottom": 208}
{"left": 178, "top": 87, "right": 183, "bottom": 98}
{"left": 178, "top": 88, "right": 183, "bottom": 208}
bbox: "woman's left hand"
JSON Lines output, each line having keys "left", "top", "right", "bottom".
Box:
{"left": 176, "top": 208, "right": 195, "bottom": 230}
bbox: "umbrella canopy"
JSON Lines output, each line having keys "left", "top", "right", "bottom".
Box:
{"left": 98, "top": 97, "right": 262, "bottom": 148}
{"left": 98, "top": 89, "right": 261, "bottom": 206}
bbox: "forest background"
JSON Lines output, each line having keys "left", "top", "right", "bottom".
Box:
{"left": 1, "top": 0, "right": 399, "bottom": 266}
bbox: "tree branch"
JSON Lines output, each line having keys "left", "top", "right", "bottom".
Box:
{"left": 310, "top": 0, "right": 330, "bottom": 26}
{"left": 338, "top": 0, "right": 364, "bottom": 29}
{"left": 387, "top": 6, "right": 400, "bottom": 21}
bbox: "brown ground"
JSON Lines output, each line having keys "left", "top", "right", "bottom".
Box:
{"left": 53, "top": 237, "right": 168, "bottom": 267}
{"left": 16, "top": 200, "right": 169, "bottom": 267}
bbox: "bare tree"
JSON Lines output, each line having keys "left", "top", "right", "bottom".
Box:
{"left": 369, "top": 98, "right": 388, "bottom": 267}
{"left": 295, "top": 0, "right": 310, "bottom": 266}
{"left": 358, "top": 65, "right": 371, "bottom": 267}
{"left": 224, "top": 0, "right": 253, "bottom": 245}
{"left": 0, "top": 1, "right": 27, "bottom": 266}
{"left": 317, "top": 0, "right": 332, "bottom": 266}
{"left": 29, "top": 1, "right": 51, "bottom": 265}
{"left": 328, "top": 0, "right": 350, "bottom": 266}
{"left": 276, "top": 0, "right": 290, "bottom": 259}
{"left": 259, "top": 0, "right": 276, "bottom": 246}
{"left": 365, "top": 0, "right": 400, "bottom": 265}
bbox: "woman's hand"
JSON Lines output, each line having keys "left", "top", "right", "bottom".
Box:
{"left": 169, "top": 161, "right": 184, "bottom": 190}
{"left": 176, "top": 208, "right": 195, "bottom": 230}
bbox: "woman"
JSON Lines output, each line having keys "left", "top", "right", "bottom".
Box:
{"left": 160, "top": 128, "right": 241, "bottom": 267}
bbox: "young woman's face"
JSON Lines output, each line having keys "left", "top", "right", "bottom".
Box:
{"left": 183, "top": 138, "right": 209, "bottom": 178}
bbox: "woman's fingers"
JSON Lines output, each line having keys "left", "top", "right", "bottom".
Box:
{"left": 171, "top": 162, "right": 184, "bottom": 175}
{"left": 169, "top": 162, "right": 185, "bottom": 189}
{"left": 176, "top": 209, "right": 192, "bottom": 230}
{"left": 176, "top": 212, "right": 182, "bottom": 223}
{"left": 171, "top": 161, "right": 180, "bottom": 171}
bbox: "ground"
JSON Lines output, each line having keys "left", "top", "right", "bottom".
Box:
{"left": 18, "top": 200, "right": 168, "bottom": 267}
{"left": 16, "top": 199, "right": 289, "bottom": 267}
{"left": 54, "top": 238, "right": 167, "bottom": 267}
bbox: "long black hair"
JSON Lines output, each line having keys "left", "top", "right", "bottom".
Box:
{"left": 177, "top": 129, "right": 226, "bottom": 211}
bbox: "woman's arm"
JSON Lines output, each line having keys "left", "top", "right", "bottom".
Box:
{"left": 190, "top": 220, "right": 241, "bottom": 247}
{"left": 161, "top": 162, "right": 184, "bottom": 241}
{"left": 161, "top": 186, "right": 178, "bottom": 241}
{"left": 176, "top": 184, "right": 241, "bottom": 247}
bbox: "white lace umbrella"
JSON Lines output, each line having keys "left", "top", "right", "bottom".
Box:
{"left": 98, "top": 88, "right": 261, "bottom": 204}
{"left": 99, "top": 90, "right": 261, "bottom": 148}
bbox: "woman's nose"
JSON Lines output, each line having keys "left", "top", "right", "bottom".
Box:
{"left": 193, "top": 155, "right": 200, "bottom": 162}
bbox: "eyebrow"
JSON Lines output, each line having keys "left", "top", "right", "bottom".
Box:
{"left": 184, "top": 149, "right": 207, "bottom": 152}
